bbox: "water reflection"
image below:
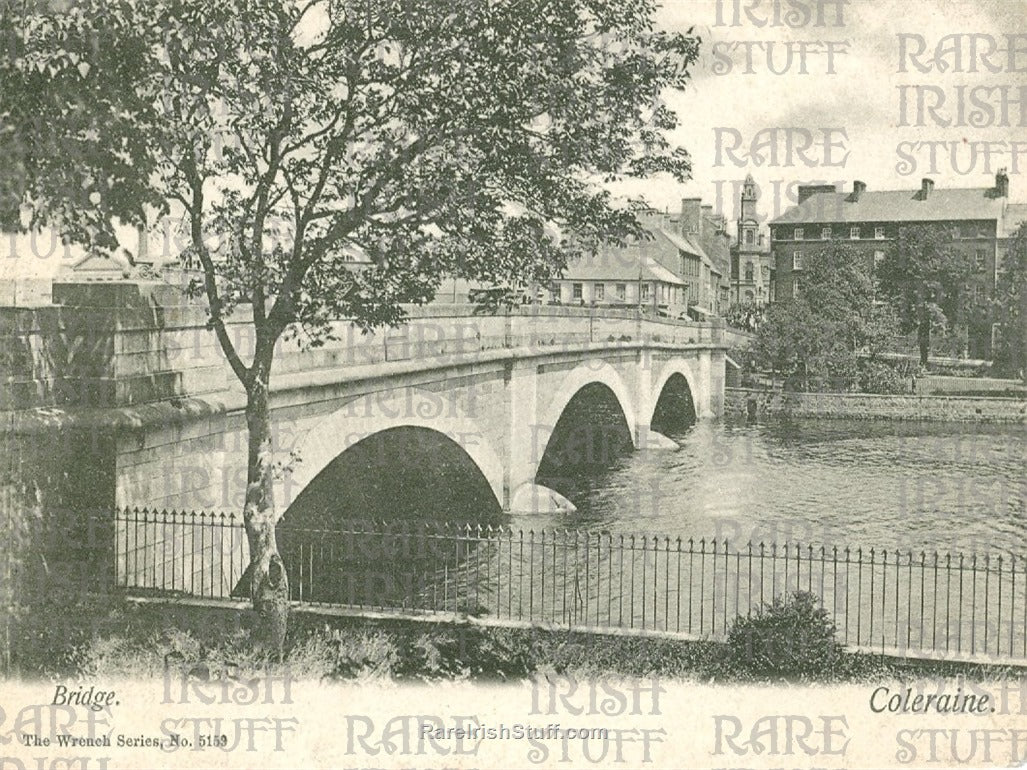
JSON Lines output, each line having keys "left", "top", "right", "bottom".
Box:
{"left": 522, "top": 418, "right": 1026, "bottom": 556}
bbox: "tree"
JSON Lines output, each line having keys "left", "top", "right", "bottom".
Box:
{"left": 993, "top": 221, "right": 1027, "bottom": 382}
{"left": 0, "top": 0, "right": 700, "bottom": 655}
{"left": 876, "top": 225, "right": 971, "bottom": 367}
{"left": 754, "top": 245, "right": 893, "bottom": 391}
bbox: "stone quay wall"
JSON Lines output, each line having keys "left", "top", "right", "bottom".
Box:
{"left": 725, "top": 387, "right": 1027, "bottom": 424}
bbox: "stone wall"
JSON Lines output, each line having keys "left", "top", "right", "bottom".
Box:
{"left": 725, "top": 387, "right": 1027, "bottom": 423}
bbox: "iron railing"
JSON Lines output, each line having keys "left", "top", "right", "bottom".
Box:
{"left": 106, "top": 508, "right": 1027, "bottom": 663}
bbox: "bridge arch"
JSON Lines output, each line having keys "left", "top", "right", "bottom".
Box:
{"left": 531, "top": 361, "right": 639, "bottom": 478}
{"left": 279, "top": 386, "right": 505, "bottom": 516}
{"left": 650, "top": 357, "right": 705, "bottom": 423}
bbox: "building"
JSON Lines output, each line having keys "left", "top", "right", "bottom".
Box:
{"left": 696, "top": 202, "right": 733, "bottom": 316}
{"left": 547, "top": 199, "right": 730, "bottom": 318}
{"left": 549, "top": 227, "right": 688, "bottom": 313}
{"left": 729, "top": 174, "right": 773, "bottom": 306}
{"left": 769, "top": 170, "right": 1024, "bottom": 358}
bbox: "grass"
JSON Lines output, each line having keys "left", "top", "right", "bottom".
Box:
{"left": 7, "top": 592, "right": 1024, "bottom": 684}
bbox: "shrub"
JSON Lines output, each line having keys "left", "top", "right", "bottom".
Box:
{"left": 725, "top": 592, "right": 843, "bottom": 679}
{"left": 860, "top": 360, "right": 912, "bottom": 394}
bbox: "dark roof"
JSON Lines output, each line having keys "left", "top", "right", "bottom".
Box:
{"left": 659, "top": 229, "right": 718, "bottom": 272}
{"left": 772, "top": 187, "right": 1007, "bottom": 225}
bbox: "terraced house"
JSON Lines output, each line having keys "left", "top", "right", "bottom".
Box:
{"left": 551, "top": 199, "right": 731, "bottom": 319}
{"left": 770, "top": 171, "right": 1027, "bottom": 358}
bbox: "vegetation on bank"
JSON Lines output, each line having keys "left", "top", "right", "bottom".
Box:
{"left": 8, "top": 592, "right": 1020, "bottom": 685}
{"left": 742, "top": 222, "right": 1027, "bottom": 393}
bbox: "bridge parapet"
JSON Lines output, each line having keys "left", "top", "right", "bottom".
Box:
{"left": 268, "top": 305, "right": 722, "bottom": 376}
{"left": 4, "top": 281, "right": 724, "bottom": 411}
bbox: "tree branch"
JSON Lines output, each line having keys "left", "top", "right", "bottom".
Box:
{"left": 184, "top": 156, "right": 251, "bottom": 386}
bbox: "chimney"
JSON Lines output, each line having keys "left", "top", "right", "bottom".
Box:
{"left": 680, "top": 198, "right": 702, "bottom": 238}
{"left": 852, "top": 180, "right": 867, "bottom": 200}
{"left": 996, "top": 168, "right": 1010, "bottom": 197}
{"left": 798, "top": 183, "right": 838, "bottom": 204}
{"left": 921, "top": 178, "right": 935, "bottom": 199}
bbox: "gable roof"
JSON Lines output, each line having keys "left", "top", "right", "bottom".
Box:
{"left": 563, "top": 246, "right": 686, "bottom": 286}
{"left": 772, "top": 187, "right": 1007, "bottom": 225}
{"left": 659, "top": 229, "right": 718, "bottom": 273}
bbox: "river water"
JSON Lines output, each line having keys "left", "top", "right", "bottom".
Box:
{"left": 526, "top": 417, "right": 1027, "bottom": 557}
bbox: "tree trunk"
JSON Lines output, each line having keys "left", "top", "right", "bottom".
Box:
{"left": 917, "top": 309, "right": 930, "bottom": 368}
{"left": 243, "top": 368, "right": 289, "bottom": 661}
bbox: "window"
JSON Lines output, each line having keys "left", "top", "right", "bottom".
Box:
{"left": 874, "top": 250, "right": 885, "bottom": 269}
{"left": 745, "top": 262, "right": 754, "bottom": 281}
{"left": 973, "top": 284, "right": 983, "bottom": 302}
{"left": 640, "top": 283, "right": 651, "bottom": 300}
{"left": 615, "top": 283, "right": 626, "bottom": 301}
{"left": 792, "top": 250, "right": 802, "bottom": 270}
{"left": 794, "top": 228, "right": 804, "bottom": 240}
{"left": 594, "top": 283, "right": 605, "bottom": 301}
{"left": 850, "top": 226, "right": 860, "bottom": 240}
{"left": 572, "top": 283, "right": 583, "bottom": 301}
{"left": 821, "top": 226, "right": 831, "bottom": 240}
{"left": 792, "top": 276, "right": 801, "bottom": 295}
{"left": 745, "top": 229, "right": 755, "bottom": 245}
{"left": 975, "top": 250, "right": 987, "bottom": 270}
{"left": 875, "top": 226, "right": 885, "bottom": 239}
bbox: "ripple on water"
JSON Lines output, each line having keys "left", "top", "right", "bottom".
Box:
{"left": 546, "top": 418, "right": 1026, "bottom": 557}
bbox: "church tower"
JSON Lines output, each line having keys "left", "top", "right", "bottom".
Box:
{"left": 732, "top": 174, "right": 769, "bottom": 306}
{"left": 737, "top": 174, "right": 759, "bottom": 249}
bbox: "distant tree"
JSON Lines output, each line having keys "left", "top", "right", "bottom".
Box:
{"left": 992, "top": 221, "right": 1027, "bottom": 382}
{"left": 0, "top": 0, "right": 700, "bottom": 655}
{"left": 754, "top": 245, "right": 893, "bottom": 391}
{"left": 876, "top": 225, "right": 971, "bottom": 367}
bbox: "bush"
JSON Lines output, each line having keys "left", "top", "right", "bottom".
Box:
{"left": 860, "top": 360, "right": 912, "bottom": 394}
{"left": 725, "top": 592, "right": 843, "bottom": 679}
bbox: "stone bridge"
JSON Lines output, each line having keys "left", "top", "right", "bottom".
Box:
{"left": 5, "top": 280, "right": 726, "bottom": 519}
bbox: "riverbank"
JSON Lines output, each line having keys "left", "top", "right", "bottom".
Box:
{"left": 725, "top": 387, "right": 1027, "bottom": 423}
{"left": 6, "top": 594, "right": 1023, "bottom": 684}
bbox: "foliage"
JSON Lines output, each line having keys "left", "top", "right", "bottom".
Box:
{"left": 725, "top": 592, "right": 843, "bottom": 679}
{"left": 19, "top": 593, "right": 1024, "bottom": 684}
{"left": 860, "top": 359, "right": 912, "bottom": 395}
{"left": 753, "top": 245, "right": 895, "bottom": 391}
{"left": 0, "top": 0, "right": 701, "bottom": 648}
{"left": 1, "top": 0, "right": 700, "bottom": 338}
{"left": 876, "top": 225, "right": 973, "bottom": 366}
{"left": 992, "top": 221, "right": 1027, "bottom": 380}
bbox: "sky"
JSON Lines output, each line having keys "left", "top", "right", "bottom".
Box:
{"left": 3, "top": 0, "right": 1025, "bottom": 281}
{"left": 611, "top": 0, "right": 1027, "bottom": 224}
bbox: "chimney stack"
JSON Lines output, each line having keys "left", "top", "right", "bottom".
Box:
{"left": 798, "top": 183, "right": 838, "bottom": 205}
{"left": 996, "top": 169, "right": 1010, "bottom": 197}
{"left": 921, "top": 178, "right": 934, "bottom": 199}
{"left": 852, "top": 180, "right": 867, "bottom": 200}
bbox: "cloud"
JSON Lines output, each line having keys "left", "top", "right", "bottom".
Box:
{"left": 614, "top": 0, "right": 1026, "bottom": 222}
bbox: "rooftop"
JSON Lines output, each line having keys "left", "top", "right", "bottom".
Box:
{"left": 563, "top": 240, "right": 686, "bottom": 285}
{"left": 772, "top": 185, "right": 1009, "bottom": 225}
